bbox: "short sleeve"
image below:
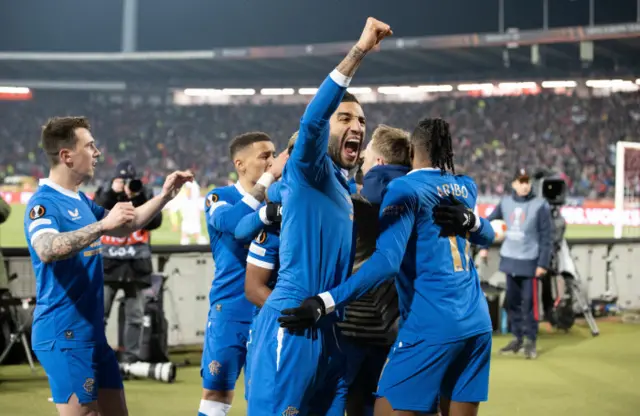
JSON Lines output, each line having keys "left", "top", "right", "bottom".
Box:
{"left": 246, "top": 230, "right": 279, "bottom": 270}
{"left": 82, "top": 193, "right": 106, "bottom": 221}
{"left": 24, "top": 197, "right": 61, "bottom": 246}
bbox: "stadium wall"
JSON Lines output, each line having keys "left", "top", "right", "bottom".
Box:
{"left": 3, "top": 239, "right": 640, "bottom": 348}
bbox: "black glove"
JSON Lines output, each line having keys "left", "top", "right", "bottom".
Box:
{"left": 265, "top": 202, "right": 283, "bottom": 223}
{"left": 277, "top": 296, "right": 326, "bottom": 331}
{"left": 433, "top": 194, "right": 477, "bottom": 237}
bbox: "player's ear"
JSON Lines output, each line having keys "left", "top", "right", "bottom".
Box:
{"left": 234, "top": 157, "right": 245, "bottom": 174}
{"left": 59, "top": 148, "right": 72, "bottom": 165}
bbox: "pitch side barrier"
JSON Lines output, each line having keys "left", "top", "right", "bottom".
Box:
{"left": 3, "top": 237, "right": 640, "bottom": 347}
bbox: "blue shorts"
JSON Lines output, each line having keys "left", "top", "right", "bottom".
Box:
{"left": 200, "top": 312, "right": 250, "bottom": 391}
{"left": 35, "top": 342, "right": 123, "bottom": 404}
{"left": 246, "top": 305, "right": 349, "bottom": 416}
{"left": 377, "top": 331, "right": 492, "bottom": 413}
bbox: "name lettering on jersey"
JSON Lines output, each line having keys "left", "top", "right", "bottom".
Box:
{"left": 68, "top": 208, "right": 81, "bottom": 220}
{"left": 29, "top": 204, "right": 46, "bottom": 220}
{"left": 437, "top": 183, "right": 469, "bottom": 199}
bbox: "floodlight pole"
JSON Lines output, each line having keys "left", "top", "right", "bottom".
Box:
{"left": 499, "top": 0, "right": 504, "bottom": 32}
{"left": 589, "top": 0, "right": 595, "bottom": 27}
{"left": 543, "top": 0, "right": 548, "bottom": 30}
{"left": 122, "top": 0, "right": 138, "bottom": 53}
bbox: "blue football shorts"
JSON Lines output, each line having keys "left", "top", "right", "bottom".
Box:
{"left": 377, "top": 331, "right": 492, "bottom": 413}
{"left": 200, "top": 311, "right": 250, "bottom": 391}
{"left": 246, "top": 305, "right": 349, "bottom": 416}
{"left": 35, "top": 342, "right": 123, "bottom": 404}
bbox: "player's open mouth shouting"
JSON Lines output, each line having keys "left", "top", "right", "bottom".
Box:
{"left": 343, "top": 133, "right": 362, "bottom": 165}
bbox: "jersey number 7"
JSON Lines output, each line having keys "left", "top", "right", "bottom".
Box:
{"left": 448, "top": 235, "right": 471, "bottom": 272}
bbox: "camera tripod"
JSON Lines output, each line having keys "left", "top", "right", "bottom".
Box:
{"left": 0, "top": 294, "right": 37, "bottom": 371}
{"left": 549, "top": 237, "right": 600, "bottom": 337}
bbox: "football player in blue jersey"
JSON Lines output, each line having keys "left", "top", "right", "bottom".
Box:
{"left": 246, "top": 17, "right": 393, "bottom": 416}
{"left": 280, "top": 117, "right": 496, "bottom": 416}
{"left": 24, "top": 116, "right": 193, "bottom": 416}
{"left": 199, "top": 131, "right": 287, "bottom": 416}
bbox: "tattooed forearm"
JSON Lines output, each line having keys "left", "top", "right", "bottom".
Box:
{"left": 336, "top": 45, "right": 367, "bottom": 78}
{"left": 33, "top": 222, "right": 104, "bottom": 263}
{"left": 248, "top": 184, "right": 267, "bottom": 204}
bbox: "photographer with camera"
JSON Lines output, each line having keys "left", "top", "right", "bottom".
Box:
{"left": 94, "top": 161, "right": 163, "bottom": 364}
{"left": 479, "top": 168, "right": 553, "bottom": 359}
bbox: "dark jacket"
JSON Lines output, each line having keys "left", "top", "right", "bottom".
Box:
{"left": 94, "top": 185, "right": 163, "bottom": 285}
{"left": 339, "top": 164, "right": 409, "bottom": 346}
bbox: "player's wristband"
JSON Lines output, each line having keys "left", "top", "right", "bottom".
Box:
{"left": 329, "top": 69, "right": 352, "bottom": 88}
{"left": 258, "top": 206, "right": 272, "bottom": 225}
{"left": 470, "top": 213, "right": 481, "bottom": 232}
{"left": 257, "top": 172, "right": 275, "bottom": 189}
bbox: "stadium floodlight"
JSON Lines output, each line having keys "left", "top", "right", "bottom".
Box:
{"left": 416, "top": 85, "right": 454, "bottom": 92}
{"left": 585, "top": 79, "right": 629, "bottom": 88}
{"left": 541, "top": 80, "right": 577, "bottom": 88}
{"left": 0, "top": 86, "right": 30, "bottom": 94}
{"left": 614, "top": 141, "right": 640, "bottom": 239}
{"left": 298, "top": 88, "right": 318, "bottom": 95}
{"left": 457, "top": 83, "right": 494, "bottom": 91}
{"left": 260, "top": 88, "right": 295, "bottom": 95}
{"left": 347, "top": 87, "right": 373, "bottom": 95}
{"left": 498, "top": 82, "right": 537, "bottom": 89}
{"left": 183, "top": 88, "right": 223, "bottom": 96}
{"left": 222, "top": 88, "right": 255, "bottom": 96}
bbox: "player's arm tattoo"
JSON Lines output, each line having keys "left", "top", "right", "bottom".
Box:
{"left": 336, "top": 45, "right": 367, "bottom": 78}
{"left": 33, "top": 222, "right": 104, "bottom": 263}
{"left": 248, "top": 184, "right": 267, "bottom": 204}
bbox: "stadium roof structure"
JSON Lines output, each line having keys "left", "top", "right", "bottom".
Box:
{"left": 2, "top": 23, "right": 640, "bottom": 89}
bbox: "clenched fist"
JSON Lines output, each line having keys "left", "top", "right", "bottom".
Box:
{"left": 160, "top": 170, "right": 195, "bottom": 201}
{"left": 356, "top": 17, "right": 393, "bottom": 52}
{"left": 101, "top": 202, "right": 135, "bottom": 231}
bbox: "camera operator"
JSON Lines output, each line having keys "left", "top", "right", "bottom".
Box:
{"left": 94, "top": 161, "right": 163, "bottom": 364}
{"left": 479, "top": 168, "right": 553, "bottom": 359}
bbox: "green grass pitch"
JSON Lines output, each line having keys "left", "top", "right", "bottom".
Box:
{"left": 1, "top": 321, "right": 639, "bottom": 415}
{"left": 0, "top": 204, "right": 617, "bottom": 247}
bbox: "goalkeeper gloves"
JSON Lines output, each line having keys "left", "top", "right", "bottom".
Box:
{"left": 278, "top": 296, "right": 326, "bottom": 331}
{"left": 433, "top": 194, "right": 478, "bottom": 237}
{"left": 265, "top": 202, "right": 283, "bottom": 223}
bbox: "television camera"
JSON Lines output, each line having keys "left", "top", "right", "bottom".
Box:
{"left": 532, "top": 171, "right": 599, "bottom": 336}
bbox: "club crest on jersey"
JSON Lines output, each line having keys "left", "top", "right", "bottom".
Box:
{"left": 205, "top": 193, "right": 219, "bottom": 208}
{"left": 282, "top": 406, "right": 299, "bottom": 416}
{"left": 208, "top": 360, "right": 221, "bottom": 376}
{"left": 29, "top": 205, "right": 46, "bottom": 220}
{"left": 255, "top": 230, "right": 267, "bottom": 244}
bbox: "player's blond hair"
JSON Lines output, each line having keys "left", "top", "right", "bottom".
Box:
{"left": 371, "top": 124, "right": 411, "bottom": 167}
{"left": 287, "top": 131, "right": 299, "bottom": 154}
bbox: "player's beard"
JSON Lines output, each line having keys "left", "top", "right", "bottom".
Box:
{"left": 328, "top": 131, "right": 359, "bottom": 170}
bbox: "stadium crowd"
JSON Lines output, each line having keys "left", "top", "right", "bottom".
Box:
{"left": 2, "top": 90, "right": 639, "bottom": 197}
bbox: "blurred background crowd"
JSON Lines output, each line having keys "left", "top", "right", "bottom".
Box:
{"left": 2, "top": 90, "right": 639, "bottom": 198}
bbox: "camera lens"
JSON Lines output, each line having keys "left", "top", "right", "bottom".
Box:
{"left": 128, "top": 179, "right": 143, "bottom": 193}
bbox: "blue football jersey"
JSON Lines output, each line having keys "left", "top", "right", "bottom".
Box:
{"left": 265, "top": 72, "right": 355, "bottom": 312}
{"left": 205, "top": 182, "right": 261, "bottom": 322}
{"left": 326, "top": 168, "right": 495, "bottom": 344}
{"left": 246, "top": 228, "right": 280, "bottom": 317}
{"left": 24, "top": 179, "right": 106, "bottom": 349}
